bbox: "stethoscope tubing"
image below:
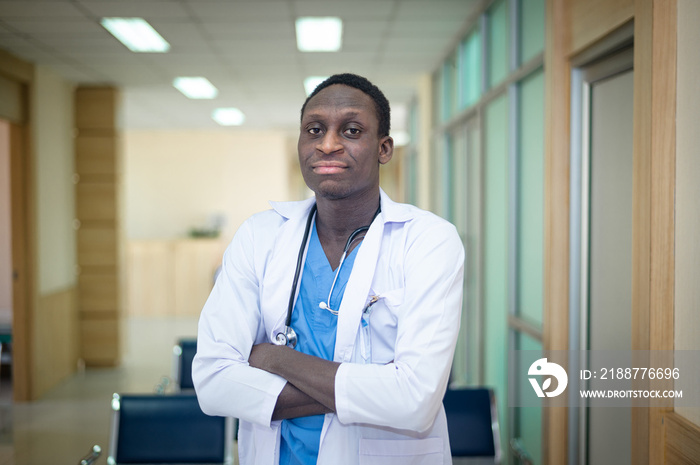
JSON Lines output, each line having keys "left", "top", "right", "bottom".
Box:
{"left": 278, "top": 202, "right": 381, "bottom": 347}
{"left": 322, "top": 227, "right": 369, "bottom": 314}
{"left": 285, "top": 204, "right": 317, "bottom": 327}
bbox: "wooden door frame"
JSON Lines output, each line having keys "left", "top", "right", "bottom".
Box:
{"left": 543, "top": 0, "right": 687, "bottom": 463}
{"left": 632, "top": 0, "right": 677, "bottom": 462}
{"left": 8, "top": 120, "right": 32, "bottom": 401}
{"left": 1, "top": 49, "right": 34, "bottom": 401}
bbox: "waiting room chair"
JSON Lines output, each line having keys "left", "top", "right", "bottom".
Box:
{"left": 107, "top": 392, "right": 233, "bottom": 465}
{"left": 443, "top": 387, "right": 501, "bottom": 464}
{"left": 0, "top": 324, "right": 11, "bottom": 380}
{"left": 172, "top": 337, "right": 197, "bottom": 391}
{"left": 79, "top": 445, "right": 102, "bottom": 465}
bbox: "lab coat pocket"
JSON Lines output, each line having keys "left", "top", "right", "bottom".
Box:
{"left": 358, "top": 437, "right": 443, "bottom": 465}
{"left": 373, "top": 287, "right": 405, "bottom": 311}
{"left": 365, "top": 287, "right": 404, "bottom": 364}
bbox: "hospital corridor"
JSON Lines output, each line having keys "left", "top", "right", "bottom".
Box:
{"left": 1, "top": 0, "right": 700, "bottom": 464}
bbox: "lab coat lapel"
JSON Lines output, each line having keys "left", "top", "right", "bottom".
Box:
{"left": 333, "top": 217, "right": 383, "bottom": 362}
{"left": 261, "top": 200, "right": 314, "bottom": 341}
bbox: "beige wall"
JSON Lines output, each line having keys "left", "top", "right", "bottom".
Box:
{"left": 28, "top": 65, "right": 80, "bottom": 397}
{"left": 32, "top": 65, "right": 76, "bottom": 295}
{"left": 123, "top": 129, "right": 294, "bottom": 242}
{"left": 674, "top": 0, "right": 700, "bottom": 427}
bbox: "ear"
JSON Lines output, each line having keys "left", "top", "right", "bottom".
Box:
{"left": 378, "top": 136, "right": 394, "bottom": 165}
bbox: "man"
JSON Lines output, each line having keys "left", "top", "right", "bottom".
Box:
{"left": 193, "top": 73, "right": 464, "bottom": 465}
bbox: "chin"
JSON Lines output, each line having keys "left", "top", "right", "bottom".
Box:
{"left": 315, "top": 181, "right": 367, "bottom": 201}
{"left": 309, "top": 178, "right": 376, "bottom": 202}
{"left": 314, "top": 186, "right": 351, "bottom": 201}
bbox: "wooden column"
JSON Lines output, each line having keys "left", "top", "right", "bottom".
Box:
{"left": 543, "top": 0, "right": 571, "bottom": 462}
{"left": 74, "top": 87, "right": 120, "bottom": 366}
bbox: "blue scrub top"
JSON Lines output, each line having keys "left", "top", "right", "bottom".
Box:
{"left": 279, "top": 223, "right": 360, "bottom": 465}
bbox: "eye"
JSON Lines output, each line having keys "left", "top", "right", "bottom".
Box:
{"left": 344, "top": 127, "right": 361, "bottom": 136}
{"left": 307, "top": 127, "right": 322, "bottom": 135}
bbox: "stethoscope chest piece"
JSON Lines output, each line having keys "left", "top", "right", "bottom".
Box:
{"left": 274, "top": 326, "right": 297, "bottom": 348}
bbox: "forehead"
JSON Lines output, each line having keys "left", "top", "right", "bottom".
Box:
{"left": 302, "top": 84, "right": 376, "bottom": 121}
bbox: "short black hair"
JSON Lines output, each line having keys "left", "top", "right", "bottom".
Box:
{"left": 300, "top": 73, "right": 391, "bottom": 137}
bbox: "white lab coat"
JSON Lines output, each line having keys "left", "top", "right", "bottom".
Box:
{"left": 193, "top": 189, "right": 464, "bottom": 465}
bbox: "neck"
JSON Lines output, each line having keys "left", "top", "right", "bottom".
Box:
{"left": 314, "top": 188, "right": 380, "bottom": 243}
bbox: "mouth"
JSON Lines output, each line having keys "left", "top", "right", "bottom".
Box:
{"left": 311, "top": 161, "right": 347, "bottom": 175}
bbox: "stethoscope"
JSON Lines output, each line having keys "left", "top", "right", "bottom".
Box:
{"left": 273, "top": 203, "right": 380, "bottom": 348}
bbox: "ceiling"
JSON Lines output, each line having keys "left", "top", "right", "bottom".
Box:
{"left": 0, "top": 0, "right": 478, "bottom": 132}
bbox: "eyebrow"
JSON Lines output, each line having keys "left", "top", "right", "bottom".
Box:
{"left": 302, "top": 110, "right": 362, "bottom": 121}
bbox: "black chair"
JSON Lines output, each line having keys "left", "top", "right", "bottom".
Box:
{"left": 107, "top": 392, "right": 233, "bottom": 465}
{"left": 172, "top": 338, "right": 197, "bottom": 391}
{"left": 79, "top": 445, "right": 102, "bottom": 465}
{"left": 443, "top": 387, "right": 501, "bottom": 464}
{"left": 0, "top": 324, "right": 11, "bottom": 380}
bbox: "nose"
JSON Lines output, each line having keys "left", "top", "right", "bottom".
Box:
{"left": 317, "top": 131, "right": 343, "bottom": 155}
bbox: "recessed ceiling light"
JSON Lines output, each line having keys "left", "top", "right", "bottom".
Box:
{"left": 212, "top": 108, "right": 245, "bottom": 126}
{"left": 101, "top": 18, "right": 170, "bottom": 53}
{"left": 303, "top": 76, "right": 329, "bottom": 96}
{"left": 173, "top": 77, "right": 218, "bottom": 99}
{"left": 295, "top": 17, "right": 343, "bottom": 52}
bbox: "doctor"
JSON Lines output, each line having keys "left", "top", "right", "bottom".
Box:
{"left": 193, "top": 73, "right": 464, "bottom": 465}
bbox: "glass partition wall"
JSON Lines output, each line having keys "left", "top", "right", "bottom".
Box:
{"left": 406, "top": 0, "right": 546, "bottom": 461}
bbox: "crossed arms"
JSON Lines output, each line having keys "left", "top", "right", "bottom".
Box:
{"left": 248, "top": 344, "right": 339, "bottom": 420}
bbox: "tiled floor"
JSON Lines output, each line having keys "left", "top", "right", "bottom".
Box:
{"left": 0, "top": 316, "right": 213, "bottom": 465}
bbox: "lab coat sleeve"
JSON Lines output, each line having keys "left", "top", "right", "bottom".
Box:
{"left": 335, "top": 219, "right": 464, "bottom": 432}
{"left": 193, "top": 217, "right": 287, "bottom": 426}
